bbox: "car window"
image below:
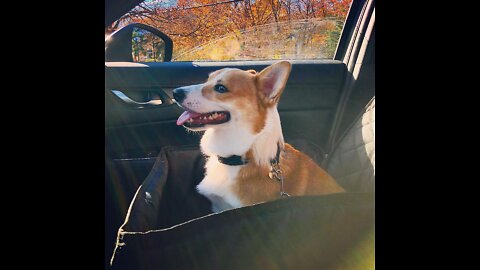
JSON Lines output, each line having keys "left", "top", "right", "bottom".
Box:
{"left": 111, "top": 0, "right": 352, "bottom": 61}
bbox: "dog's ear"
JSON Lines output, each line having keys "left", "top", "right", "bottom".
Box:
{"left": 256, "top": 61, "right": 292, "bottom": 104}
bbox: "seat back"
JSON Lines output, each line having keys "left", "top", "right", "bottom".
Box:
{"left": 326, "top": 97, "right": 375, "bottom": 192}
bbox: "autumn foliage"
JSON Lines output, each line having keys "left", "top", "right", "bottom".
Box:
{"left": 113, "top": 0, "right": 352, "bottom": 61}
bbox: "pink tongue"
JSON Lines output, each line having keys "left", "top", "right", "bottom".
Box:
{"left": 176, "top": 111, "right": 202, "bottom": 125}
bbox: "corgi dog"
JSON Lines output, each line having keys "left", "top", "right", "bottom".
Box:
{"left": 173, "top": 61, "right": 344, "bottom": 212}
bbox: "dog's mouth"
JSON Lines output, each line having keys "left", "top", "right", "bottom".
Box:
{"left": 176, "top": 110, "right": 231, "bottom": 128}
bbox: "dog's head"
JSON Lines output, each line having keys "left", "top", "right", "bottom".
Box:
{"left": 174, "top": 61, "right": 291, "bottom": 133}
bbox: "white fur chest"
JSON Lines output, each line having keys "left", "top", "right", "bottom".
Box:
{"left": 196, "top": 157, "right": 243, "bottom": 212}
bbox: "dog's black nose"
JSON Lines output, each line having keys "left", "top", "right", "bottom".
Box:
{"left": 172, "top": 88, "right": 186, "bottom": 103}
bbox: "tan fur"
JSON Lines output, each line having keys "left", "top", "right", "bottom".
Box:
{"left": 255, "top": 61, "right": 292, "bottom": 105}
{"left": 234, "top": 143, "right": 345, "bottom": 205}
{"left": 201, "top": 69, "right": 267, "bottom": 133}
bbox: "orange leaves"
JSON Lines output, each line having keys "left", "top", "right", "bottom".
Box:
{"left": 118, "top": 0, "right": 353, "bottom": 60}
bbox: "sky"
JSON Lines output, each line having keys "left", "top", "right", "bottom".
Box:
{"left": 143, "top": 0, "right": 178, "bottom": 8}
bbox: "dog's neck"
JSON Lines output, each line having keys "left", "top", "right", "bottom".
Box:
{"left": 200, "top": 106, "right": 284, "bottom": 168}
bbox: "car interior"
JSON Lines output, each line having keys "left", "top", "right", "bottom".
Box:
{"left": 105, "top": 0, "right": 375, "bottom": 269}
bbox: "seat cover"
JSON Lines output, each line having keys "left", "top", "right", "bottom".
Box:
{"left": 111, "top": 193, "right": 374, "bottom": 270}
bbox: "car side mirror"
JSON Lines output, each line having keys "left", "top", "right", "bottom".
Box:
{"left": 105, "top": 23, "right": 173, "bottom": 62}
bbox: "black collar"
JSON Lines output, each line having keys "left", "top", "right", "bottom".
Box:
{"left": 217, "top": 155, "right": 248, "bottom": 166}
{"left": 217, "top": 142, "right": 282, "bottom": 166}
{"left": 270, "top": 142, "right": 282, "bottom": 165}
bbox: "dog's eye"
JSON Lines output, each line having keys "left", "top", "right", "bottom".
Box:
{"left": 214, "top": 84, "right": 228, "bottom": 93}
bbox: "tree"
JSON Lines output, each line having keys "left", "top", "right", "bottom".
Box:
{"left": 114, "top": 0, "right": 352, "bottom": 60}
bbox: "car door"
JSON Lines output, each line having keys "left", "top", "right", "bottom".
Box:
{"left": 105, "top": 0, "right": 374, "bottom": 265}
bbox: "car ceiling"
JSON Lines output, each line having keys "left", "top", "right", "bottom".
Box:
{"left": 105, "top": 0, "right": 143, "bottom": 28}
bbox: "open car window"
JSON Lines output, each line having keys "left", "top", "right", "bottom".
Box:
{"left": 109, "top": 0, "right": 353, "bottom": 61}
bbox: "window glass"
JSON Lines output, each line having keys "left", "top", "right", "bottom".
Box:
{"left": 113, "top": 0, "right": 352, "bottom": 61}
